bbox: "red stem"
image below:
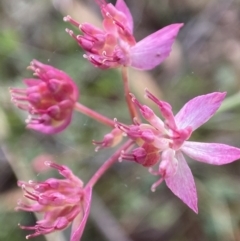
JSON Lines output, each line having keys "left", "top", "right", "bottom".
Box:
{"left": 74, "top": 102, "right": 115, "bottom": 128}
{"left": 121, "top": 67, "right": 140, "bottom": 122}
{"left": 86, "top": 140, "right": 134, "bottom": 188}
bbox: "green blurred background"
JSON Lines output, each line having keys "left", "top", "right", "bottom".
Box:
{"left": 1, "top": 0, "right": 240, "bottom": 240}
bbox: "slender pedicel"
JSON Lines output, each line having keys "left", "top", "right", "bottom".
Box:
{"left": 74, "top": 102, "right": 115, "bottom": 128}
{"left": 86, "top": 139, "right": 134, "bottom": 188}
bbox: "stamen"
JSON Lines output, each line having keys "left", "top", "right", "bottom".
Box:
{"left": 34, "top": 68, "right": 40, "bottom": 74}
{"left": 32, "top": 73, "right": 39, "bottom": 77}
{"left": 45, "top": 161, "right": 64, "bottom": 172}
{"left": 16, "top": 202, "right": 34, "bottom": 212}
{"left": 18, "top": 224, "right": 37, "bottom": 231}
{"left": 101, "top": 51, "right": 120, "bottom": 62}
{"left": 101, "top": 7, "right": 125, "bottom": 31}
{"left": 148, "top": 167, "right": 159, "bottom": 176}
{"left": 151, "top": 177, "right": 164, "bottom": 192}
{"left": 118, "top": 150, "right": 125, "bottom": 162}
{"left": 63, "top": 15, "right": 81, "bottom": 28}
{"left": 13, "top": 103, "right": 30, "bottom": 111}
{"left": 130, "top": 95, "right": 145, "bottom": 111}
{"left": 144, "top": 89, "right": 160, "bottom": 104}
{"left": 44, "top": 161, "right": 51, "bottom": 166}
{"left": 114, "top": 120, "right": 129, "bottom": 132}
{"left": 92, "top": 139, "right": 105, "bottom": 152}
{"left": 89, "top": 55, "right": 103, "bottom": 66}
{"left": 65, "top": 29, "right": 79, "bottom": 42}
{"left": 11, "top": 96, "right": 28, "bottom": 101}
{"left": 112, "top": 19, "right": 125, "bottom": 31}
{"left": 120, "top": 151, "right": 135, "bottom": 161}
{"left": 133, "top": 117, "right": 140, "bottom": 125}
{"left": 24, "top": 190, "right": 39, "bottom": 201}
{"left": 95, "top": 0, "right": 107, "bottom": 7}
{"left": 9, "top": 88, "right": 26, "bottom": 95}
{"left": 27, "top": 65, "right": 34, "bottom": 71}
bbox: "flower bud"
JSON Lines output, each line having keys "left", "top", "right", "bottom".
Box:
{"left": 93, "top": 128, "right": 123, "bottom": 151}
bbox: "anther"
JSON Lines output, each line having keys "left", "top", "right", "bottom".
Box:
{"left": 44, "top": 161, "right": 51, "bottom": 166}
{"left": 63, "top": 15, "right": 80, "bottom": 28}
{"left": 63, "top": 15, "right": 71, "bottom": 22}
{"left": 65, "top": 28, "right": 73, "bottom": 36}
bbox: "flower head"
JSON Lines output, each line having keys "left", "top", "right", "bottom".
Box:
{"left": 16, "top": 162, "right": 91, "bottom": 241}
{"left": 64, "top": 0, "right": 183, "bottom": 70}
{"left": 10, "top": 60, "right": 79, "bottom": 134}
{"left": 116, "top": 90, "right": 240, "bottom": 213}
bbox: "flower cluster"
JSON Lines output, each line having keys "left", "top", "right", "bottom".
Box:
{"left": 17, "top": 162, "right": 92, "bottom": 241}
{"left": 64, "top": 0, "right": 183, "bottom": 70}
{"left": 10, "top": 0, "right": 240, "bottom": 240}
{"left": 116, "top": 90, "right": 240, "bottom": 212}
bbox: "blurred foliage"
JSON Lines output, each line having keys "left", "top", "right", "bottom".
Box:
{"left": 1, "top": 0, "right": 240, "bottom": 241}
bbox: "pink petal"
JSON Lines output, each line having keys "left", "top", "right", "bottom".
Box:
{"left": 70, "top": 187, "right": 92, "bottom": 241}
{"left": 165, "top": 151, "right": 198, "bottom": 213}
{"left": 174, "top": 92, "right": 226, "bottom": 131}
{"left": 182, "top": 141, "right": 240, "bottom": 165}
{"left": 115, "top": 0, "right": 133, "bottom": 33}
{"left": 24, "top": 79, "right": 42, "bottom": 87}
{"left": 129, "top": 24, "right": 183, "bottom": 70}
{"left": 27, "top": 113, "right": 72, "bottom": 134}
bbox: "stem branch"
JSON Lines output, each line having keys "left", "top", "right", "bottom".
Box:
{"left": 74, "top": 102, "right": 115, "bottom": 128}
{"left": 121, "top": 67, "right": 140, "bottom": 121}
{"left": 86, "top": 140, "right": 134, "bottom": 188}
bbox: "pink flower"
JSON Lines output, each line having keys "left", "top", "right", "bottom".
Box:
{"left": 16, "top": 162, "right": 92, "bottom": 241}
{"left": 64, "top": 0, "right": 183, "bottom": 70}
{"left": 116, "top": 90, "right": 240, "bottom": 213}
{"left": 10, "top": 60, "right": 79, "bottom": 134}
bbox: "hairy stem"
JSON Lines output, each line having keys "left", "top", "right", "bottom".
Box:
{"left": 121, "top": 67, "right": 140, "bottom": 122}
{"left": 74, "top": 102, "right": 115, "bottom": 128}
{"left": 86, "top": 140, "right": 134, "bottom": 188}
